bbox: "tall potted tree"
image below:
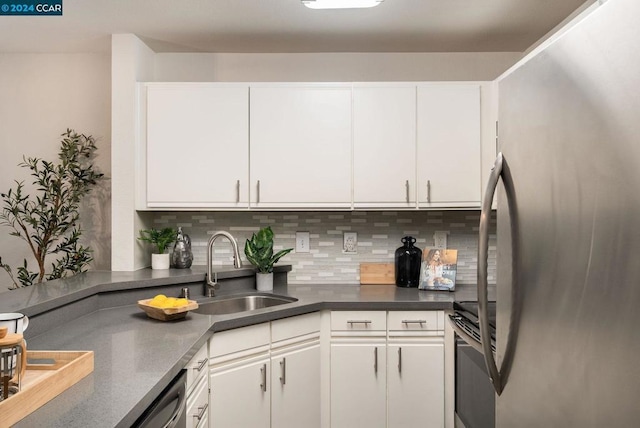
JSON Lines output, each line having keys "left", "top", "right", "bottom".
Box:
{"left": 0, "top": 129, "right": 104, "bottom": 290}
{"left": 244, "top": 226, "right": 293, "bottom": 291}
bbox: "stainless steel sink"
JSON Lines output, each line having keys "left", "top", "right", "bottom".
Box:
{"left": 193, "top": 293, "right": 298, "bottom": 315}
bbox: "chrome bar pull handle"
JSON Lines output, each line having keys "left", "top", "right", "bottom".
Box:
{"left": 402, "top": 320, "right": 427, "bottom": 326}
{"left": 256, "top": 180, "right": 261, "bottom": 204}
{"left": 427, "top": 180, "right": 431, "bottom": 203}
{"left": 405, "top": 180, "right": 410, "bottom": 203}
{"left": 347, "top": 320, "right": 372, "bottom": 327}
{"left": 193, "top": 404, "right": 208, "bottom": 421}
{"left": 374, "top": 347, "right": 378, "bottom": 374}
{"left": 236, "top": 179, "right": 240, "bottom": 203}
{"left": 398, "top": 347, "right": 402, "bottom": 374}
{"left": 260, "top": 363, "right": 267, "bottom": 392}
{"left": 196, "top": 358, "right": 207, "bottom": 372}
{"left": 280, "top": 358, "right": 286, "bottom": 385}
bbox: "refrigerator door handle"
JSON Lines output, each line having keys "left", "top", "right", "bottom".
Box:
{"left": 479, "top": 152, "right": 516, "bottom": 396}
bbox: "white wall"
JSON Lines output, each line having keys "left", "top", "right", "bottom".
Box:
{"left": 154, "top": 52, "right": 521, "bottom": 82}
{"left": 0, "top": 53, "right": 111, "bottom": 290}
{"left": 111, "top": 34, "right": 157, "bottom": 271}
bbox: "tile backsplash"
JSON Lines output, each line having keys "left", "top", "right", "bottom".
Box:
{"left": 153, "top": 210, "right": 496, "bottom": 285}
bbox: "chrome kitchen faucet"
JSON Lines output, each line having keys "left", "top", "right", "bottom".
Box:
{"left": 205, "top": 231, "right": 243, "bottom": 297}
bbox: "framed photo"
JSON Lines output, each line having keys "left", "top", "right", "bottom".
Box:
{"left": 418, "top": 248, "right": 458, "bottom": 291}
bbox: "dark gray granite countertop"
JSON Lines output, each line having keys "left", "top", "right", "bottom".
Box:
{"left": 7, "top": 268, "right": 492, "bottom": 428}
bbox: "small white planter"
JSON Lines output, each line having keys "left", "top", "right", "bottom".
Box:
{"left": 256, "top": 272, "right": 274, "bottom": 292}
{"left": 151, "top": 253, "right": 170, "bottom": 270}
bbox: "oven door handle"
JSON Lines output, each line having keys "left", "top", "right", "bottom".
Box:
{"left": 163, "top": 387, "right": 187, "bottom": 428}
{"left": 479, "top": 152, "right": 518, "bottom": 396}
{"left": 134, "top": 370, "right": 187, "bottom": 428}
{"left": 447, "top": 315, "right": 485, "bottom": 355}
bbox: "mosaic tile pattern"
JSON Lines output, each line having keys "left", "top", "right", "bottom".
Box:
{"left": 153, "top": 210, "right": 497, "bottom": 285}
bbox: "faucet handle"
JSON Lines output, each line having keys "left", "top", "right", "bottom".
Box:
{"left": 204, "top": 272, "right": 219, "bottom": 297}
{"left": 180, "top": 287, "right": 190, "bottom": 299}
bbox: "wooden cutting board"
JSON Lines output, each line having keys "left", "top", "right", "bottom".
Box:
{"left": 360, "top": 263, "right": 395, "bottom": 285}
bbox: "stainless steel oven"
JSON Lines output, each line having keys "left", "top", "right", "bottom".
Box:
{"left": 450, "top": 302, "right": 496, "bottom": 428}
{"left": 133, "top": 369, "right": 187, "bottom": 428}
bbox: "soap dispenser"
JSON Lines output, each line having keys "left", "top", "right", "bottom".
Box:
{"left": 171, "top": 227, "right": 193, "bottom": 269}
{"left": 394, "top": 236, "right": 422, "bottom": 287}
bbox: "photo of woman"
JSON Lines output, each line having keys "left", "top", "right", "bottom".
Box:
{"left": 419, "top": 248, "right": 458, "bottom": 291}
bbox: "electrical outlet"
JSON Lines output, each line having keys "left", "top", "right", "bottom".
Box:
{"left": 343, "top": 232, "right": 357, "bottom": 253}
{"left": 296, "top": 232, "right": 310, "bottom": 253}
{"left": 434, "top": 231, "right": 448, "bottom": 249}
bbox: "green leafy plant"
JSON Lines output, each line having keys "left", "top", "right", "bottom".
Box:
{"left": 138, "top": 227, "right": 177, "bottom": 254}
{"left": 244, "top": 226, "right": 293, "bottom": 274}
{"left": 0, "top": 129, "right": 104, "bottom": 290}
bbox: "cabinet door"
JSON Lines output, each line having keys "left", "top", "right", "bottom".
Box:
{"left": 387, "top": 342, "right": 445, "bottom": 428}
{"left": 271, "top": 343, "right": 321, "bottom": 428}
{"left": 417, "top": 84, "right": 481, "bottom": 207}
{"left": 146, "top": 83, "right": 249, "bottom": 208}
{"left": 330, "top": 342, "right": 386, "bottom": 428}
{"left": 186, "top": 375, "right": 208, "bottom": 428}
{"left": 249, "top": 85, "right": 352, "bottom": 208}
{"left": 209, "top": 355, "right": 270, "bottom": 428}
{"left": 353, "top": 85, "right": 417, "bottom": 208}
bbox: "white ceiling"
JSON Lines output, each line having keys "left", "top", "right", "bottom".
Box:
{"left": 0, "top": 0, "right": 591, "bottom": 54}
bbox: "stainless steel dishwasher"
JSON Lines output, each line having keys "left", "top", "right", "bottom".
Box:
{"left": 133, "top": 370, "right": 187, "bottom": 428}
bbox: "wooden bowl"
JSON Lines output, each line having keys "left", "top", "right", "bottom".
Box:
{"left": 137, "top": 299, "right": 199, "bottom": 321}
{"left": 0, "top": 326, "right": 7, "bottom": 339}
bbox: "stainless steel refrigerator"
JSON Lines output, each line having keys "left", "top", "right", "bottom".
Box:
{"left": 478, "top": 0, "right": 640, "bottom": 426}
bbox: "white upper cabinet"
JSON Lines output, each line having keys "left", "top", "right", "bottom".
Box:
{"left": 249, "top": 84, "right": 352, "bottom": 208}
{"left": 144, "top": 83, "right": 249, "bottom": 208}
{"left": 417, "top": 84, "right": 482, "bottom": 207}
{"left": 353, "top": 85, "right": 417, "bottom": 208}
{"left": 140, "top": 81, "right": 492, "bottom": 210}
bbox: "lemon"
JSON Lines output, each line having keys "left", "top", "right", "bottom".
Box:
{"left": 161, "top": 297, "right": 177, "bottom": 308}
{"left": 174, "top": 298, "right": 189, "bottom": 308}
{"left": 148, "top": 295, "right": 166, "bottom": 307}
{"left": 147, "top": 295, "right": 189, "bottom": 309}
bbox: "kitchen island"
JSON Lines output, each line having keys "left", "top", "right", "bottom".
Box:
{"left": 1, "top": 267, "right": 491, "bottom": 428}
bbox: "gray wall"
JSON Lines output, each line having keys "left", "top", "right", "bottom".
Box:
{"left": 151, "top": 210, "right": 496, "bottom": 285}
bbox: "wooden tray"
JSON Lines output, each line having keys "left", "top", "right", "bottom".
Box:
{"left": 0, "top": 350, "right": 94, "bottom": 427}
{"left": 360, "top": 263, "right": 396, "bottom": 285}
{"left": 138, "top": 298, "right": 199, "bottom": 321}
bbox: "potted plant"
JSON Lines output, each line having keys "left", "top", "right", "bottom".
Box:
{"left": 0, "top": 129, "right": 105, "bottom": 289}
{"left": 138, "top": 227, "right": 176, "bottom": 269}
{"left": 244, "top": 226, "right": 293, "bottom": 291}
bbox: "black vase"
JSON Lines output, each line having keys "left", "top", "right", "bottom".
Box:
{"left": 395, "top": 236, "right": 422, "bottom": 287}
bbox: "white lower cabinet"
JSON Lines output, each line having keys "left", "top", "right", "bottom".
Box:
{"left": 185, "top": 342, "right": 209, "bottom": 428}
{"left": 271, "top": 341, "right": 321, "bottom": 428}
{"left": 209, "top": 323, "right": 271, "bottom": 428}
{"left": 208, "top": 313, "right": 321, "bottom": 428}
{"left": 186, "top": 375, "right": 209, "bottom": 428}
{"left": 203, "top": 310, "right": 445, "bottom": 428}
{"left": 209, "top": 353, "right": 271, "bottom": 428}
{"left": 330, "top": 340, "right": 387, "bottom": 428}
{"left": 329, "top": 310, "right": 445, "bottom": 428}
{"left": 387, "top": 341, "right": 445, "bottom": 428}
